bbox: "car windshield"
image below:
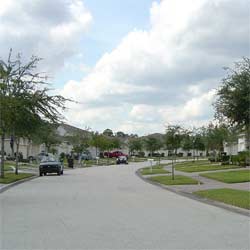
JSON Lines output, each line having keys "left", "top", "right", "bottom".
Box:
{"left": 41, "top": 155, "right": 57, "bottom": 162}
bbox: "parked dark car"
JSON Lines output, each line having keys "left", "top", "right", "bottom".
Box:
{"left": 116, "top": 156, "right": 128, "bottom": 164}
{"left": 39, "top": 155, "right": 63, "bottom": 176}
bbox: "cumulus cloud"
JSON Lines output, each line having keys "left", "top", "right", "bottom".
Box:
{"left": 0, "top": 0, "right": 92, "bottom": 73}
{"left": 2, "top": 0, "right": 248, "bottom": 135}
{"left": 61, "top": 0, "right": 249, "bottom": 134}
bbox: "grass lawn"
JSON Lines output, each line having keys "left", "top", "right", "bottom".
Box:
{"left": 194, "top": 188, "right": 250, "bottom": 210}
{"left": 4, "top": 163, "right": 14, "bottom": 171}
{"left": 140, "top": 168, "right": 170, "bottom": 175}
{"left": 175, "top": 163, "right": 241, "bottom": 173}
{"left": 149, "top": 175, "right": 200, "bottom": 185}
{"left": 78, "top": 159, "right": 116, "bottom": 167}
{"left": 200, "top": 170, "right": 250, "bottom": 183}
{"left": 175, "top": 160, "right": 210, "bottom": 167}
{"left": 0, "top": 173, "right": 34, "bottom": 184}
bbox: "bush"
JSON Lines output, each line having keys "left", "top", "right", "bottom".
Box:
{"left": 209, "top": 156, "right": 216, "bottom": 162}
{"left": 138, "top": 151, "right": 145, "bottom": 157}
{"left": 231, "top": 155, "right": 239, "bottom": 165}
{"left": 238, "top": 151, "right": 250, "bottom": 166}
{"left": 20, "top": 159, "right": 29, "bottom": 163}
{"left": 60, "top": 152, "right": 65, "bottom": 159}
{"left": 221, "top": 155, "right": 230, "bottom": 165}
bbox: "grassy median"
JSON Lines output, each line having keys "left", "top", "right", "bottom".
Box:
{"left": 175, "top": 161, "right": 241, "bottom": 173}
{"left": 0, "top": 173, "right": 34, "bottom": 184}
{"left": 201, "top": 170, "right": 250, "bottom": 183}
{"left": 194, "top": 188, "right": 250, "bottom": 210}
{"left": 140, "top": 168, "right": 170, "bottom": 175}
{"left": 149, "top": 175, "right": 200, "bottom": 185}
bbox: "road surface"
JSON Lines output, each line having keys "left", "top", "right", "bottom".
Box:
{"left": 0, "top": 162, "right": 249, "bottom": 249}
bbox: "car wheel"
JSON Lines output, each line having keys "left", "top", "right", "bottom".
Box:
{"left": 57, "top": 171, "right": 61, "bottom": 176}
{"left": 39, "top": 171, "right": 42, "bottom": 176}
{"left": 44, "top": 172, "right": 47, "bottom": 176}
{"left": 61, "top": 170, "right": 63, "bottom": 175}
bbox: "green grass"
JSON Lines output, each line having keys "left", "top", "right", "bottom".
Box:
{"left": 4, "top": 162, "right": 38, "bottom": 171}
{"left": 0, "top": 173, "right": 34, "bottom": 184}
{"left": 175, "top": 160, "right": 210, "bottom": 167}
{"left": 140, "top": 164, "right": 170, "bottom": 175}
{"left": 140, "top": 168, "right": 170, "bottom": 175}
{"left": 78, "top": 159, "right": 117, "bottom": 167}
{"left": 201, "top": 170, "right": 250, "bottom": 183}
{"left": 194, "top": 188, "right": 250, "bottom": 210}
{"left": 149, "top": 175, "right": 200, "bottom": 185}
{"left": 175, "top": 163, "right": 241, "bottom": 173}
{"left": 4, "top": 163, "right": 14, "bottom": 171}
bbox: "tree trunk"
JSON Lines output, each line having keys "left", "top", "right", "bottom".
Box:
{"left": 26, "top": 138, "right": 31, "bottom": 160}
{"left": 1, "top": 133, "right": 5, "bottom": 178}
{"left": 171, "top": 158, "right": 175, "bottom": 180}
{"left": 15, "top": 138, "right": 20, "bottom": 175}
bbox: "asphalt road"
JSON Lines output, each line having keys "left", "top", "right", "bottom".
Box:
{"left": 0, "top": 162, "right": 249, "bottom": 250}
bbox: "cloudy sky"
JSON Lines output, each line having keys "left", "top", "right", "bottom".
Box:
{"left": 0, "top": 0, "right": 249, "bottom": 135}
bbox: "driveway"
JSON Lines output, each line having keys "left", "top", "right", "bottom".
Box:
{"left": 0, "top": 162, "right": 249, "bottom": 250}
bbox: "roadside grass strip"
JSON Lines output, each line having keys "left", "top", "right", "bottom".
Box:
{"left": 175, "top": 164, "right": 241, "bottom": 173}
{"left": 78, "top": 159, "right": 117, "bottom": 167}
{"left": 140, "top": 167, "right": 170, "bottom": 175}
{"left": 200, "top": 170, "right": 250, "bottom": 183}
{"left": 0, "top": 173, "right": 34, "bottom": 184}
{"left": 194, "top": 188, "right": 250, "bottom": 210}
{"left": 4, "top": 163, "right": 14, "bottom": 171}
{"left": 175, "top": 160, "right": 210, "bottom": 167}
{"left": 149, "top": 175, "right": 200, "bottom": 185}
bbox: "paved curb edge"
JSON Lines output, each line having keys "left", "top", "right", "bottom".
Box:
{"left": 0, "top": 175, "right": 39, "bottom": 194}
{"left": 136, "top": 168, "right": 250, "bottom": 218}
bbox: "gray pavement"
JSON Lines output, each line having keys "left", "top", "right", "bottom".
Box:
{"left": 0, "top": 162, "right": 250, "bottom": 250}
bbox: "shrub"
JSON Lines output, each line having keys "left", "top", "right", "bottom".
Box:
{"left": 238, "top": 151, "right": 250, "bottom": 166}
{"left": 138, "top": 151, "right": 145, "bottom": 157}
{"left": 209, "top": 156, "right": 216, "bottom": 162}
{"left": 231, "top": 155, "right": 239, "bottom": 165}
{"left": 60, "top": 152, "right": 65, "bottom": 159}
{"left": 221, "top": 155, "right": 230, "bottom": 165}
{"left": 20, "top": 159, "right": 29, "bottom": 163}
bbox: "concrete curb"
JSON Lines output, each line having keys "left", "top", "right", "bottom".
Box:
{"left": 0, "top": 175, "right": 38, "bottom": 194}
{"left": 136, "top": 168, "right": 250, "bottom": 217}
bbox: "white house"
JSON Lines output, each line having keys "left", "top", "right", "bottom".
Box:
{"left": 223, "top": 133, "right": 249, "bottom": 155}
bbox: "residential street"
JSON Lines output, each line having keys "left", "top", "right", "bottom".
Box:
{"left": 0, "top": 162, "right": 249, "bottom": 250}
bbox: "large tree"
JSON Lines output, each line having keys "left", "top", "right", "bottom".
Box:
{"left": 165, "top": 125, "right": 184, "bottom": 156}
{"left": 214, "top": 57, "right": 250, "bottom": 149}
{"left": 103, "top": 128, "right": 113, "bottom": 137}
{"left": 144, "top": 136, "right": 162, "bottom": 157}
{"left": 128, "top": 138, "right": 143, "bottom": 155}
{"left": 204, "top": 123, "right": 228, "bottom": 158}
{"left": 0, "top": 50, "right": 68, "bottom": 177}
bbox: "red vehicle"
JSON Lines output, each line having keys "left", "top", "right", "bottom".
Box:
{"left": 104, "top": 151, "right": 128, "bottom": 158}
